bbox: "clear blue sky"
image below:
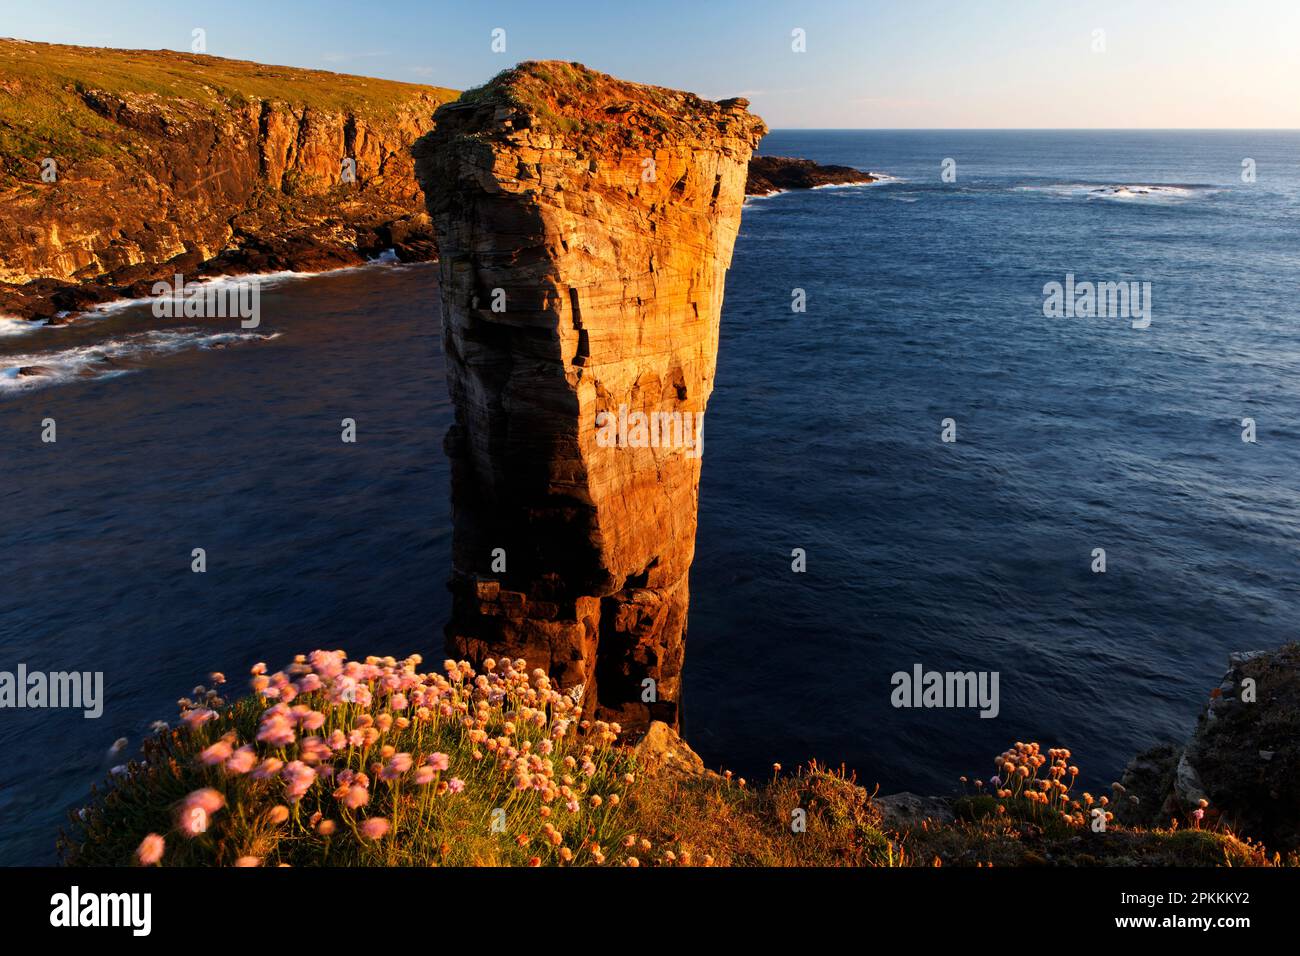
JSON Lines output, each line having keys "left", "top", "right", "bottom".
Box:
{"left": 3, "top": 0, "right": 1297, "bottom": 127}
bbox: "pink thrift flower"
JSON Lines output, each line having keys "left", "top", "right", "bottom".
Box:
{"left": 256, "top": 714, "right": 295, "bottom": 748}
{"left": 447, "top": 777, "right": 465, "bottom": 794}
{"left": 179, "top": 788, "right": 224, "bottom": 837}
{"left": 252, "top": 757, "right": 284, "bottom": 780}
{"left": 380, "top": 752, "right": 413, "bottom": 781}
{"left": 199, "top": 740, "right": 233, "bottom": 766}
{"left": 180, "top": 708, "right": 216, "bottom": 729}
{"left": 426, "top": 752, "right": 450, "bottom": 772}
{"left": 225, "top": 745, "right": 257, "bottom": 775}
{"left": 343, "top": 785, "right": 370, "bottom": 810}
{"left": 296, "top": 673, "right": 322, "bottom": 693}
{"left": 299, "top": 736, "right": 332, "bottom": 765}
{"left": 360, "top": 817, "right": 390, "bottom": 841}
{"left": 282, "top": 761, "right": 318, "bottom": 801}
{"left": 136, "top": 833, "right": 165, "bottom": 866}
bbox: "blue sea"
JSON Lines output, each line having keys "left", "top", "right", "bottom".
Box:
{"left": 3, "top": 131, "right": 1299, "bottom": 864}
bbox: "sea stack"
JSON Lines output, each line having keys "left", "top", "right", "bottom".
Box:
{"left": 414, "top": 61, "right": 765, "bottom": 730}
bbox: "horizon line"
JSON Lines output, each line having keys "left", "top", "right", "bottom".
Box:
{"left": 764, "top": 127, "right": 1300, "bottom": 132}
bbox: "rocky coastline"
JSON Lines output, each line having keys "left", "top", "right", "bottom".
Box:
{"left": 0, "top": 39, "right": 454, "bottom": 324}
{"left": 6, "top": 43, "right": 1290, "bottom": 867}
{"left": 745, "top": 154, "right": 877, "bottom": 196}
{"left": 641, "top": 645, "right": 1300, "bottom": 859}
{"left": 0, "top": 42, "right": 882, "bottom": 328}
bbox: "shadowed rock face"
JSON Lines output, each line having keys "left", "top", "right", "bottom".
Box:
{"left": 415, "top": 61, "right": 765, "bottom": 730}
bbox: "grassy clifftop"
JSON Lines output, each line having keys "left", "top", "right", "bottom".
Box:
{"left": 0, "top": 38, "right": 456, "bottom": 178}
{"left": 0, "top": 38, "right": 458, "bottom": 304}
{"left": 60, "top": 649, "right": 1289, "bottom": 868}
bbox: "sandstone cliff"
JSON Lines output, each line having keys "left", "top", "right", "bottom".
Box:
{"left": 414, "top": 61, "right": 765, "bottom": 730}
{"left": 0, "top": 39, "right": 456, "bottom": 319}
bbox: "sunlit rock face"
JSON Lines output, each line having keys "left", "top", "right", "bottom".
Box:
{"left": 415, "top": 61, "right": 765, "bottom": 730}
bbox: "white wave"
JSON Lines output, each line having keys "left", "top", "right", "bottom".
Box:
{"left": 87, "top": 269, "right": 321, "bottom": 318}
{"left": 80, "top": 256, "right": 424, "bottom": 321}
{"left": 746, "top": 172, "right": 899, "bottom": 204}
{"left": 1015, "top": 182, "right": 1216, "bottom": 204}
{"left": 0, "top": 328, "right": 280, "bottom": 394}
{"left": 0, "top": 316, "right": 46, "bottom": 337}
{"left": 811, "top": 179, "right": 878, "bottom": 191}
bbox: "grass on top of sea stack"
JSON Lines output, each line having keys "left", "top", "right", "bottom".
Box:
{"left": 61, "top": 652, "right": 639, "bottom": 867}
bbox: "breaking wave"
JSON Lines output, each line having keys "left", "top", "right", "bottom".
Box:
{"left": 1014, "top": 182, "right": 1220, "bottom": 204}
{"left": 0, "top": 329, "right": 280, "bottom": 393}
{"left": 0, "top": 316, "right": 46, "bottom": 337}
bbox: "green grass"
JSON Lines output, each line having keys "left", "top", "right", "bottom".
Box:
{"left": 444, "top": 60, "right": 756, "bottom": 147}
{"left": 0, "top": 38, "right": 457, "bottom": 180}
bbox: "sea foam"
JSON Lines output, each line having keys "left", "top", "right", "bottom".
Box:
{"left": 0, "top": 329, "right": 280, "bottom": 393}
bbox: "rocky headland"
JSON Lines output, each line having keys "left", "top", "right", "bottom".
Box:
{"left": 413, "top": 61, "right": 764, "bottom": 731}
{"left": 0, "top": 41, "right": 881, "bottom": 326}
{"left": 0, "top": 38, "right": 456, "bottom": 322}
{"left": 745, "top": 154, "right": 877, "bottom": 196}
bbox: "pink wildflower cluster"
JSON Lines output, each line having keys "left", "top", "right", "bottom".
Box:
{"left": 976, "top": 741, "right": 1113, "bottom": 828}
{"left": 132, "top": 650, "right": 627, "bottom": 866}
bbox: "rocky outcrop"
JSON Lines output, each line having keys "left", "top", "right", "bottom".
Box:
{"left": 746, "top": 155, "right": 876, "bottom": 196}
{"left": 0, "top": 39, "right": 456, "bottom": 320}
{"left": 1117, "top": 644, "right": 1300, "bottom": 853}
{"left": 633, "top": 720, "right": 708, "bottom": 777}
{"left": 414, "top": 61, "right": 765, "bottom": 730}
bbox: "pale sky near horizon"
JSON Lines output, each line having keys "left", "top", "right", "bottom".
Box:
{"left": 2, "top": 0, "right": 1297, "bottom": 128}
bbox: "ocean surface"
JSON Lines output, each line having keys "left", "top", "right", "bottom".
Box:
{"left": 3, "top": 130, "right": 1299, "bottom": 864}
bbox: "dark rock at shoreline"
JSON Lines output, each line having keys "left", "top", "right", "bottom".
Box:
{"left": 1115, "top": 643, "right": 1300, "bottom": 854}
{"left": 0, "top": 212, "right": 439, "bottom": 325}
{"left": 746, "top": 155, "right": 877, "bottom": 196}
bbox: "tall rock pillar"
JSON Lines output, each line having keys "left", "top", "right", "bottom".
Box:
{"left": 414, "top": 61, "right": 765, "bottom": 729}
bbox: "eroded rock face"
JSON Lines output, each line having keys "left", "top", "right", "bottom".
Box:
{"left": 1117, "top": 644, "right": 1300, "bottom": 853}
{"left": 414, "top": 61, "right": 765, "bottom": 729}
{"left": 0, "top": 40, "right": 455, "bottom": 320}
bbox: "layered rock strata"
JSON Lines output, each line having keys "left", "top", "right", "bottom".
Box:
{"left": 0, "top": 39, "right": 455, "bottom": 320}
{"left": 415, "top": 61, "right": 765, "bottom": 729}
